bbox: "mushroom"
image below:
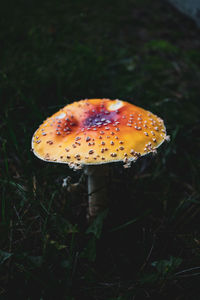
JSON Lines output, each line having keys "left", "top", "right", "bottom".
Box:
{"left": 31, "top": 98, "right": 168, "bottom": 219}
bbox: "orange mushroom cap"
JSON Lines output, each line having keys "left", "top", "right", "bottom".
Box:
{"left": 31, "top": 99, "right": 168, "bottom": 169}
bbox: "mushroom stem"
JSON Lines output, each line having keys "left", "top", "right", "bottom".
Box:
{"left": 84, "top": 165, "right": 109, "bottom": 219}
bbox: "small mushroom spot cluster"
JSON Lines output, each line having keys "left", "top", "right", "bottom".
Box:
{"left": 32, "top": 99, "right": 167, "bottom": 169}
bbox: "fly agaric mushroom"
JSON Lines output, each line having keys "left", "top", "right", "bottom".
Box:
{"left": 31, "top": 98, "right": 168, "bottom": 218}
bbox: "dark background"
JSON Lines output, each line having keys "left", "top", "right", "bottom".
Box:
{"left": 1, "top": 0, "right": 200, "bottom": 299}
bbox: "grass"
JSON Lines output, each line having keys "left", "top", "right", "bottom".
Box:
{"left": 1, "top": 0, "right": 200, "bottom": 299}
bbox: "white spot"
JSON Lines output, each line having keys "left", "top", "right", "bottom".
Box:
{"left": 56, "top": 112, "right": 66, "bottom": 119}
{"left": 165, "top": 135, "right": 170, "bottom": 142}
{"left": 108, "top": 100, "right": 123, "bottom": 111}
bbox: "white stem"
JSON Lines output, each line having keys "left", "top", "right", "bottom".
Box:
{"left": 84, "top": 165, "right": 109, "bottom": 218}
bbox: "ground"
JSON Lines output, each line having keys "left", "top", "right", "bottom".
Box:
{"left": 0, "top": 0, "right": 200, "bottom": 299}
